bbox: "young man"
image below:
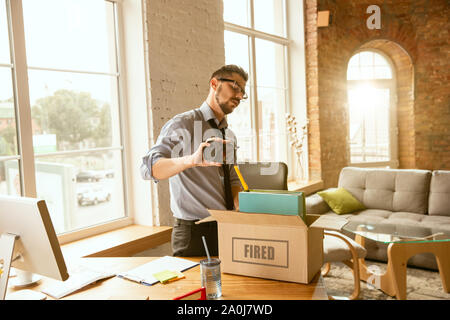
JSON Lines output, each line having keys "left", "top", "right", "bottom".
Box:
{"left": 140, "top": 65, "right": 248, "bottom": 256}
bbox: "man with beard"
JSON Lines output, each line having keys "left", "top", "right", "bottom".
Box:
{"left": 140, "top": 65, "right": 248, "bottom": 256}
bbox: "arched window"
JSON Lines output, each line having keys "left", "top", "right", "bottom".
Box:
{"left": 347, "top": 50, "right": 398, "bottom": 167}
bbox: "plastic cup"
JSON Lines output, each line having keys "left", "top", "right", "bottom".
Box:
{"left": 200, "top": 258, "right": 222, "bottom": 299}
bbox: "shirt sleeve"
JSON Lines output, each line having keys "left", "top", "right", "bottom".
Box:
{"left": 140, "top": 118, "right": 191, "bottom": 183}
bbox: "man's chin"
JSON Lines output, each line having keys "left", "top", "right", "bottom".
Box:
{"left": 220, "top": 104, "right": 235, "bottom": 115}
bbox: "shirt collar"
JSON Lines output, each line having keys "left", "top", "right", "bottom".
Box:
{"left": 199, "top": 101, "right": 228, "bottom": 129}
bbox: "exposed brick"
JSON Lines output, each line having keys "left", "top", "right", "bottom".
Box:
{"left": 305, "top": 0, "right": 450, "bottom": 187}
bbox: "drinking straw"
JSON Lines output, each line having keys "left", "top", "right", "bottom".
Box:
{"left": 202, "top": 236, "right": 211, "bottom": 262}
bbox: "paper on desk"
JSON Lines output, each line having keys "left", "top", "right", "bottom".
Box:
{"left": 117, "top": 256, "right": 198, "bottom": 286}
{"left": 40, "top": 265, "right": 115, "bottom": 299}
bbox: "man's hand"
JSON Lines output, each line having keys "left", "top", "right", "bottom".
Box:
{"left": 152, "top": 137, "right": 229, "bottom": 180}
{"left": 189, "top": 137, "right": 229, "bottom": 168}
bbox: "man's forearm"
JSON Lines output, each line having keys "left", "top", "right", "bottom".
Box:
{"left": 152, "top": 156, "right": 194, "bottom": 180}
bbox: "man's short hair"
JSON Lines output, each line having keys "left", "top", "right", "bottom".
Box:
{"left": 210, "top": 64, "right": 248, "bottom": 82}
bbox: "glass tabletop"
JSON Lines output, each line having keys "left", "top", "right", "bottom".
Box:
{"left": 342, "top": 221, "right": 450, "bottom": 244}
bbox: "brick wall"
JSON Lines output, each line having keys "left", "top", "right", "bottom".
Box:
{"left": 305, "top": 0, "right": 450, "bottom": 187}
{"left": 304, "top": 0, "right": 322, "bottom": 181}
{"left": 143, "top": 0, "right": 225, "bottom": 225}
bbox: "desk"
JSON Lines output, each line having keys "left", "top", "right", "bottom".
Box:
{"left": 7, "top": 257, "right": 328, "bottom": 300}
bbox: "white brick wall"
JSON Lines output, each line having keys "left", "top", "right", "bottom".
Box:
{"left": 143, "top": 0, "right": 225, "bottom": 225}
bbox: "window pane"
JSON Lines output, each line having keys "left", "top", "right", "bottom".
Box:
{"left": 0, "top": 0, "right": 10, "bottom": 64}
{"left": 347, "top": 66, "right": 359, "bottom": 80}
{"left": 223, "top": 0, "right": 249, "bottom": 27}
{"left": 22, "top": 0, "right": 117, "bottom": 73}
{"left": 374, "top": 66, "right": 392, "bottom": 79}
{"left": 374, "top": 53, "right": 389, "bottom": 66}
{"left": 254, "top": 0, "right": 285, "bottom": 37}
{"left": 0, "top": 68, "right": 17, "bottom": 156}
{"left": 228, "top": 99, "right": 254, "bottom": 162}
{"left": 28, "top": 70, "right": 121, "bottom": 152}
{"left": 347, "top": 51, "right": 392, "bottom": 80}
{"left": 1, "top": 160, "right": 20, "bottom": 196}
{"left": 30, "top": 150, "right": 125, "bottom": 234}
{"left": 257, "top": 87, "right": 287, "bottom": 162}
{"left": 359, "top": 51, "right": 373, "bottom": 66}
{"left": 225, "top": 31, "right": 254, "bottom": 161}
{"left": 255, "top": 39, "right": 286, "bottom": 88}
{"left": 224, "top": 31, "right": 250, "bottom": 82}
{"left": 348, "top": 87, "right": 390, "bottom": 163}
{"left": 348, "top": 55, "right": 359, "bottom": 68}
{"left": 254, "top": 39, "right": 287, "bottom": 163}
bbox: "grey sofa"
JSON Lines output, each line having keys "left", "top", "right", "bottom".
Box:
{"left": 306, "top": 167, "right": 450, "bottom": 270}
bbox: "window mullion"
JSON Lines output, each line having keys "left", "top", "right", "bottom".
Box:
{"left": 112, "top": 0, "right": 131, "bottom": 222}
{"left": 249, "top": 0, "right": 254, "bottom": 29}
{"left": 248, "top": 35, "right": 260, "bottom": 162}
{"left": 247, "top": 0, "right": 260, "bottom": 161}
{"left": 8, "top": 0, "right": 36, "bottom": 197}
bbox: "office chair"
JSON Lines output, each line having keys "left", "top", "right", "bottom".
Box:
{"left": 237, "top": 162, "right": 288, "bottom": 190}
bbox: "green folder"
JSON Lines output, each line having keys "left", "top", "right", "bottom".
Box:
{"left": 238, "top": 189, "right": 306, "bottom": 221}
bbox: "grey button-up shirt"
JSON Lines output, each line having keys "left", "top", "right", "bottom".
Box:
{"left": 140, "top": 102, "right": 241, "bottom": 221}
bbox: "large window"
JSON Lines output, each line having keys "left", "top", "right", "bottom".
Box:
{"left": 223, "top": 0, "right": 289, "bottom": 165}
{"left": 0, "top": 0, "right": 129, "bottom": 235}
{"left": 347, "top": 50, "right": 398, "bottom": 167}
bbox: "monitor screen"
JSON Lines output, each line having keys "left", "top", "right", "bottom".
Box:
{"left": 0, "top": 195, "right": 69, "bottom": 298}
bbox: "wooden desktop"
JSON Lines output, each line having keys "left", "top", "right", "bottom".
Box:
{"left": 6, "top": 257, "right": 328, "bottom": 300}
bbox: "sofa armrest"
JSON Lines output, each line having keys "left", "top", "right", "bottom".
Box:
{"left": 306, "top": 193, "right": 330, "bottom": 215}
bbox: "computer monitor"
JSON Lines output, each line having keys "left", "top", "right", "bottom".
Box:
{"left": 0, "top": 195, "right": 69, "bottom": 299}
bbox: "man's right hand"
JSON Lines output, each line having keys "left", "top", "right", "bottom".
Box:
{"left": 151, "top": 138, "right": 227, "bottom": 180}
{"left": 189, "top": 137, "right": 228, "bottom": 168}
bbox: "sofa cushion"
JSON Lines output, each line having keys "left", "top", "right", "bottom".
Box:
{"left": 317, "top": 187, "right": 366, "bottom": 214}
{"left": 338, "top": 167, "right": 431, "bottom": 215}
{"left": 305, "top": 193, "right": 331, "bottom": 215}
{"left": 428, "top": 170, "right": 450, "bottom": 216}
{"left": 323, "top": 209, "right": 450, "bottom": 232}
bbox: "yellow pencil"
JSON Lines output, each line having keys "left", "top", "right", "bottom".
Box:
{"left": 234, "top": 165, "right": 249, "bottom": 192}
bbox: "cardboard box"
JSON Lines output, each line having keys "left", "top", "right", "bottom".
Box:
{"left": 206, "top": 210, "right": 347, "bottom": 284}
{"left": 238, "top": 190, "right": 306, "bottom": 220}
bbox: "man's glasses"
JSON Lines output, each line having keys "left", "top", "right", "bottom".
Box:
{"left": 218, "top": 78, "right": 248, "bottom": 100}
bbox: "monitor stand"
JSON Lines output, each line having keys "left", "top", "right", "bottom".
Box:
{"left": 0, "top": 233, "right": 19, "bottom": 300}
{"left": 0, "top": 233, "right": 44, "bottom": 300}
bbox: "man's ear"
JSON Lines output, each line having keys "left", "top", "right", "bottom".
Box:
{"left": 210, "top": 77, "right": 219, "bottom": 90}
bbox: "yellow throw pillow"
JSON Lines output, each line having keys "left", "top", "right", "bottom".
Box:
{"left": 317, "top": 187, "right": 365, "bottom": 214}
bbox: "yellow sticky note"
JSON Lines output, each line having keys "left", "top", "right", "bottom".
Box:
{"left": 153, "top": 270, "right": 178, "bottom": 283}
{"left": 166, "top": 271, "right": 185, "bottom": 283}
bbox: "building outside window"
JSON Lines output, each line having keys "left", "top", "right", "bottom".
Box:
{"left": 347, "top": 50, "right": 398, "bottom": 168}
{"left": 223, "top": 0, "right": 291, "bottom": 169}
{"left": 0, "top": 0, "right": 129, "bottom": 236}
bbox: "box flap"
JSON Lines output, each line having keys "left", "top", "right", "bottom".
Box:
{"left": 308, "top": 215, "right": 348, "bottom": 231}
{"left": 205, "top": 209, "right": 307, "bottom": 228}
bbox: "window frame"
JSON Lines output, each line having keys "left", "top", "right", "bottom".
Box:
{"left": 2, "top": 0, "right": 150, "bottom": 243}
{"left": 224, "top": 0, "right": 295, "bottom": 176}
{"left": 346, "top": 49, "right": 399, "bottom": 169}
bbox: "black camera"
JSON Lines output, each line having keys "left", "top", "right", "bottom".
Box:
{"left": 202, "top": 138, "right": 236, "bottom": 164}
